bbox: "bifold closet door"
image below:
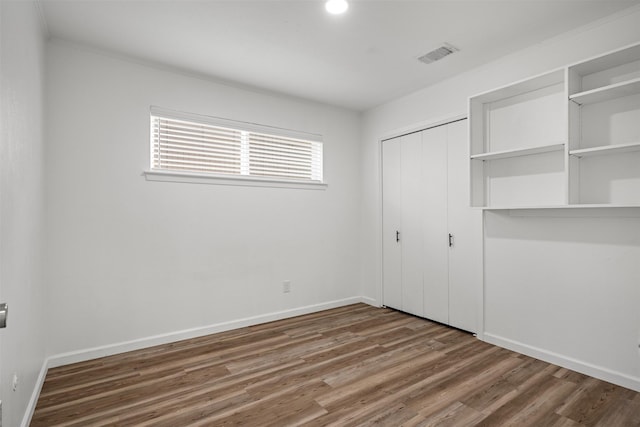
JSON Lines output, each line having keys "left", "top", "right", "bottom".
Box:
{"left": 382, "top": 132, "right": 425, "bottom": 317}
{"left": 383, "top": 120, "right": 479, "bottom": 332}
{"left": 382, "top": 137, "right": 402, "bottom": 311}
{"left": 447, "top": 120, "right": 481, "bottom": 332}
{"left": 421, "top": 125, "right": 449, "bottom": 324}
{"left": 400, "top": 132, "right": 425, "bottom": 317}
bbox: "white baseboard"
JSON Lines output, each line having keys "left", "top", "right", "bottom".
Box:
{"left": 23, "top": 303, "right": 639, "bottom": 425}
{"left": 20, "top": 358, "right": 49, "bottom": 427}
{"left": 23, "top": 296, "right": 370, "bottom": 425}
{"left": 483, "top": 332, "right": 640, "bottom": 392}
{"left": 47, "top": 296, "right": 365, "bottom": 368}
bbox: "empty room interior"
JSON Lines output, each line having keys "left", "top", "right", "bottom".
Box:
{"left": 2, "top": 0, "right": 640, "bottom": 425}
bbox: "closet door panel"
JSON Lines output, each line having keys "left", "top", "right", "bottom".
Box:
{"left": 382, "top": 137, "right": 402, "bottom": 310}
{"left": 400, "top": 132, "right": 425, "bottom": 317}
{"left": 421, "top": 126, "right": 449, "bottom": 324}
{"left": 447, "top": 120, "right": 482, "bottom": 333}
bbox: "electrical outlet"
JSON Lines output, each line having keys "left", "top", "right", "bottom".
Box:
{"left": 283, "top": 280, "right": 291, "bottom": 293}
{"left": 11, "top": 373, "right": 18, "bottom": 392}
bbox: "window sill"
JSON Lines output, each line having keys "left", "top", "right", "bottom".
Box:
{"left": 143, "top": 170, "right": 328, "bottom": 190}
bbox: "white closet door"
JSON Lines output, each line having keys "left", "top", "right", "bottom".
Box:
{"left": 400, "top": 132, "right": 424, "bottom": 317}
{"left": 382, "top": 137, "right": 402, "bottom": 311}
{"left": 447, "top": 120, "right": 482, "bottom": 333}
{"left": 421, "top": 125, "right": 449, "bottom": 324}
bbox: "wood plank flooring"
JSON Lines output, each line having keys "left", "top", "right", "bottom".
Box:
{"left": 31, "top": 304, "right": 640, "bottom": 426}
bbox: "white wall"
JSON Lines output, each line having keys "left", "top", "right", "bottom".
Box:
{"left": 44, "top": 41, "right": 362, "bottom": 356}
{"left": 483, "top": 210, "right": 640, "bottom": 390}
{"left": 361, "top": 7, "right": 640, "bottom": 389}
{"left": 0, "top": 1, "right": 47, "bottom": 426}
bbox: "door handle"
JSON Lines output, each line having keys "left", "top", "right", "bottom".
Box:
{"left": 449, "top": 233, "right": 454, "bottom": 247}
{"left": 0, "top": 303, "right": 7, "bottom": 328}
{"left": 396, "top": 230, "right": 400, "bottom": 243}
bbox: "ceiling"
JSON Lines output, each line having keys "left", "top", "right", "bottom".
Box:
{"left": 39, "top": 0, "right": 640, "bottom": 111}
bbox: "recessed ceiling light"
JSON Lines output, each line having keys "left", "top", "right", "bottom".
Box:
{"left": 325, "top": 0, "right": 348, "bottom": 15}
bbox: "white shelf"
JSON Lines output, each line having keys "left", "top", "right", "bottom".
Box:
{"left": 569, "top": 43, "right": 640, "bottom": 76}
{"left": 471, "top": 143, "right": 565, "bottom": 161}
{"left": 471, "top": 69, "right": 564, "bottom": 103}
{"left": 478, "top": 204, "right": 565, "bottom": 210}
{"left": 480, "top": 203, "right": 640, "bottom": 210}
{"left": 569, "top": 77, "right": 640, "bottom": 105}
{"left": 570, "top": 142, "right": 640, "bottom": 158}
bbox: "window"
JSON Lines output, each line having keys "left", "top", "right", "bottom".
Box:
{"left": 147, "top": 107, "right": 324, "bottom": 187}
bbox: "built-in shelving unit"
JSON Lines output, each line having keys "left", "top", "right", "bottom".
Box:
{"left": 470, "top": 41, "right": 640, "bottom": 209}
{"left": 568, "top": 42, "right": 640, "bottom": 207}
{"left": 469, "top": 69, "right": 566, "bottom": 208}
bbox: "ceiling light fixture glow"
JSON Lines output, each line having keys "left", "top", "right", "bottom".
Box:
{"left": 325, "top": 0, "right": 348, "bottom": 15}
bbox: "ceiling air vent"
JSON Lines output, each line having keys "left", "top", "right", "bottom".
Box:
{"left": 418, "top": 43, "right": 459, "bottom": 64}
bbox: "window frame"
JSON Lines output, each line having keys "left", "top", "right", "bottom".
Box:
{"left": 144, "top": 106, "right": 327, "bottom": 190}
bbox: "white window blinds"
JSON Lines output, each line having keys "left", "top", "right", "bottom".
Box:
{"left": 151, "top": 109, "right": 323, "bottom": 183}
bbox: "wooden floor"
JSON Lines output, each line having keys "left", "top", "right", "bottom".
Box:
{"left": 32, "top": 304, "right": 640, "bottom": 426}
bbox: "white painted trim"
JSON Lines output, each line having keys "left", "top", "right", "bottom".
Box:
{"left": 483, "top": 332, "right": 640, "bottom": 392}
{"left": 377, "top": 134, "right": 385, "bottom": 308}
{"left": 143, "top": 170, "right": 328, "bottom": 190}
{"left": 21, "top": 299, "right": 638, "bottom": 425}
{"left": 48, "top": 297, "right": 362, "bottom": 368}
{"left": 20, "top": 359, "right": 49, "bottom": 427}
{"left": 21, "top": 297, "right": 369, "bottom": 424}
{"left": 476, "top": 210, "right": 485, "bottom": 341}
{"left": 379, "top": 112, "right": 467, "bottom": 142}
